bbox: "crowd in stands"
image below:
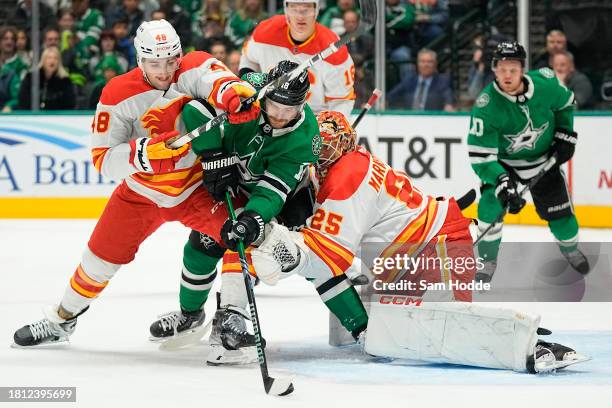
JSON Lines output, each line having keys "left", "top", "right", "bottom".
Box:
{"left": 0, "top": 0, "right": 609, "bottom": 112}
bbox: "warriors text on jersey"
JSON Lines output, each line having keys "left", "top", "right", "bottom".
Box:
{"left": 239, "top": 15, "right": 355, "bottom": 117}
{"left": 467, "top": 68, "right": 575, "bottom": 184}
{"left": 182, "top": 99, "right": 320, "bottom": 222}
{"left": 90, "top": 51, "right": 242, "bottom": 208}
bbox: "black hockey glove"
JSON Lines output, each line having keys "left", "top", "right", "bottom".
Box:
{"left": 201, "top": 148, "right": 239, "bottom": 201}
{"left": 221, "top": 210, "right": 265, "bottom": 251}
{"left": 495, "top": 173, "right": 526, "bottom": 214}
{"left": 550, "top": 128, "right": 577, "bottom": 165}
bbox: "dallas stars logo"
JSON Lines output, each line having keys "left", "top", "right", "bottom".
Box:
{"left": 504, "top": 106, "right": 549, "bottom": 154}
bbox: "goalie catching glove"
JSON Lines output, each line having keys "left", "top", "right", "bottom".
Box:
{"left": 129, "top": 130, "right": 190, "bottom": 173}
{"left": 221, "top": 210, "right": 265, "bottom": 251}
{"left": 250, "top": 222, "right": 302, "bottom": 285}
{"left": 201, "top": 148, "right": 239, "bottom": 201}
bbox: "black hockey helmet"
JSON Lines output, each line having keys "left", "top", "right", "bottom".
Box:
{"left": 266, "top": 60, "right": 310, "bottom": 106}
{"left": 492, "top": 40, "right": 526, "bottom": 68}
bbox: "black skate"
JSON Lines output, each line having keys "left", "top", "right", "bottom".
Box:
{"left": 13, "top": 316, "right": 77, "bottom": 347}
{"left": 475, "top": 260, "right": 497, "bottom": 283}
{"left": 149, "top": 308, "right": 205, "bottom": 341}
{"left": 206, "top": 306, "right": 263, "bottom": 365}
{"left": 562, "top": 249, "right": 590, "bottom": 274}
{"left": 526, "top": 340, "right": 590, "bottom": 373}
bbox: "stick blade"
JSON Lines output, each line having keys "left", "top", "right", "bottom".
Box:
{"left": 456, "top": 188, "right": 477, "bottom": 210}
{"left": 264, "top": 377, "right": 294, "bottom": 396}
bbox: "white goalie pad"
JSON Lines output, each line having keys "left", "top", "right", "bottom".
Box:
{"left": 364, "top": 301, "right": 541, "bottom": 372}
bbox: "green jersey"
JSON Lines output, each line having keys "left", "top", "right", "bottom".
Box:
{"left": 225, "top": 11, "right": 267, "bottom": 48}
{"left": 75, "top": 8, "right": 105, "bottom": 56}
{"left": 0, "top": 54, "right": 28, "bottom": 109}
{"left": 183, "top": 100, "right": 320, "bottom": 222}
{"left": 467, "top": 68, "right": 575, "bottom": 185}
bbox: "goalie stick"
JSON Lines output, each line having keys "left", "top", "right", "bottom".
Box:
{"left": 472, "top": 154, "right": 558, "bottom": 247}
{"left": 169, "top": 0, "right": 377, "bottom": 149}
{"left": 224, "top": 191, "right": 294, "bottom": 396}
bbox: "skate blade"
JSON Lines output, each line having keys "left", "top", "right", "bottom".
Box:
{"left": 155, "top": 320, "right": 213, "bottom": 351}
{"left": 536, "top": 353, "right": 591, "bottom": 373}
{"left": 10, "top": 338, "right": 70, "bottom": 349}
{"left": 206, "top": 345, "right": 258, "bottom": 366}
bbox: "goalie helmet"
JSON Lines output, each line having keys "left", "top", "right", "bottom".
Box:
{"left": 316, "top": 110, "right": 357, "bottom": 178}
{"left": 134, "top": 19, "right": 182, "bottom": 68}
{"left": 492, "top": 40, "right": 526, "bottom": 68}
{"left": 266, "top": 60, "right": 310, "bottom": 107}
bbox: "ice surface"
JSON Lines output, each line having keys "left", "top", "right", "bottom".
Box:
{"left": 1, "top": 220, "right": 611, "bottom": 408}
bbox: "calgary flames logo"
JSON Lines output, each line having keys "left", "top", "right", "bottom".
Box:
{"left": 140, "top": 95, "right": 193, "bottom": 137}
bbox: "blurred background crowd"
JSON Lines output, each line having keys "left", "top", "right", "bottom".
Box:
{"left": 1, "top": 0, "right": 612, "bottom": 112}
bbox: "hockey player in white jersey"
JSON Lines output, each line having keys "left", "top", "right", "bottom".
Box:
{"left": 12, "top": 19, "right": 261, "bottom": 347}
{"left": 250, "top": 111, "right": 589, "bottom": 374}
{"left": 239, "top": 0, "right": 355, "bottom": 117}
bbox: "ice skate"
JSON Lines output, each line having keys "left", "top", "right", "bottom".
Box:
{"left": 562, "top": 248, "right": 590, "bottom": 275}
{"left": 149, "top": 308, "right": 205, "bottom": 342}
{"left": 206, "top": 305, "right": 262, "bottom": 366}
{"left": 527, "top": 340, "right": 590, "bottom": 373}
{"left": 475, "top": 260, "right": 497, "bottom": 283}
{"left": 13, "top": 306, "right": 77, "bottom": 347}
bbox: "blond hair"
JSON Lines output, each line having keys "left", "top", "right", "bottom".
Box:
{"left": 38, "top": 46, "right": 68, "bottom": 79}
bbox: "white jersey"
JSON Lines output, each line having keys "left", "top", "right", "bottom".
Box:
{"left": 240, "top": 15, "right": 355, "bottom": 117}
{"left": 300, "top": 147, "right": 448, "bottom": 277}
{"left": 91, "top": 51, "right": 236, "bottom": 208}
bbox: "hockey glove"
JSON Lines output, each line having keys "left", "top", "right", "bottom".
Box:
{"left": 129, "top": 130, "right": 190, "bottom": 173}
{"left": 201, "top": 148, "right": 239, "bottom": 201}
{"left": 495, "top": 173, "right": 526, "bottom": 214}
{"left": 215, "top": 80, "right": 261, "bottom": 124}
{"left": 221, "top": 210, "right": 265, "bottom": 251}
{"left": 550, "top": 128, "right": 577, "bottom": 165}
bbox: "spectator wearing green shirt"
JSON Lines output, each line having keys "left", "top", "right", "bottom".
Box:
{"left": 72, "top": 0, "right": 105, "bottom": 57}
{"left": 0, "top": 26, "right": 28, "bottom": 112}
{"left": 225, "top": 0, "right": 267, "bottom": 49}
{"left": 319, "top": 0, "right": 357, "bottom": 35}
{"left": 386, "top": 0, "right": 415, "bottom": 78}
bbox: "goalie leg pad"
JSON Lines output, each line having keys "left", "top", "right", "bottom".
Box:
{"left": 364, "top": 301, "right": 540, "bottom": 371}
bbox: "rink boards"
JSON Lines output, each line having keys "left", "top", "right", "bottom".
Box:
{"left": 0, "top": 111, "right": 610, "bottom": 226}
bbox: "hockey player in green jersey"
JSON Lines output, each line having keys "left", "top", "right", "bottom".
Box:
{"left": 177, "top": 60, "right": 320, "bottom": 363}
{"left": 468, "top": 41, "right": 589, "bottom": 283}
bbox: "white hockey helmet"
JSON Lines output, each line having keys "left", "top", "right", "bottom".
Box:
{"left": 284, "top": 0, "right": 319, "bottom": 15}
{"left": 134, "top": 19, "right": 182, "bottom": 67}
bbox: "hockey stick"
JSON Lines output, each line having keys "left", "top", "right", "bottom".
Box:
{"left": 456, "top": 188, "right": 476, "bottom": 211}
{"left": 352, "top": 88, "right": 381, "bottom": 128}
{"left": 224, "top": 191, "right": 294, "bottom": 396}
{"left": 169, "top": 0, "right": 377, "bottom": 149}
{"left": 472, "top": 154, "right": 558, "bottom": 247}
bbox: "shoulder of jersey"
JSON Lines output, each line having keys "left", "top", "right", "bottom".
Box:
{"left": 527, "top": 68, "right": 559, "bottom": 91}
{"left": 317, "top": 148, "right": 371, "bottom": 203}
{"left": 99, "top": 68, "right": 153, "bottom": 106}
{"left": 178, "top": 51, "right": 217, "bottom": 74}
{"left": 283, "top": 107, "right": 320, "bottom": 157}
{"left": 472, "top": 84, "right": 496, "bottom": 114}
{"left": 251, "top": 15, "right": 349, "bottom": 65}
